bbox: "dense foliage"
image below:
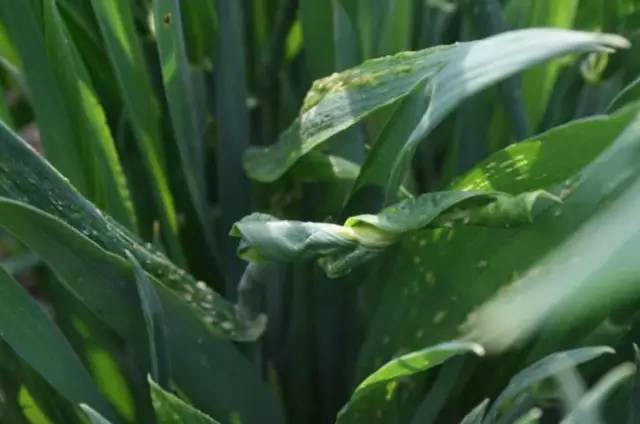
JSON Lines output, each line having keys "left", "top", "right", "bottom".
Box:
{"left": 1, "top": 0, "right": 640, "bottom": 423}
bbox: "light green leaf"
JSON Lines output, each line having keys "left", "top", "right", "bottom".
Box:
{"left": 0, "top": 267, "right": 116, "bottom": 421}
{"left": 0, "top": 0, "right": 86, "bottom": 192}
{"left": 561, "top": 363, "right": 635, "bottom": 424}
{"left": 42, "top": 0, "right": 136, "bottom": 231}
{"left": 485, "top": 347, "right": 614, "bottom": 423}
{"left": 337, "top": 341, "right": 484, "bottom": 423}
{"left": 89, "top": 0, "right": 184, "bottom": 262}
{"left": 149, "top": 378, "right": 221, "bottom": 424}
{"left": 232, "top": 190, "right": 556, "bottom": 278}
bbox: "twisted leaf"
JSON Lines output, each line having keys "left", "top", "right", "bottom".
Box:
{"left": 232, "top": 190, "right": 557, "bottom": 278}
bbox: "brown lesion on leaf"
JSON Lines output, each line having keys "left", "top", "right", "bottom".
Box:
{"left": 163, "top": 13, "right": 172, "bottom": 27}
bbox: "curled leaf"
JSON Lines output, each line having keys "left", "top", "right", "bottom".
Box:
{"left": 232, "top": 190, "right": 557, "bottom": 277}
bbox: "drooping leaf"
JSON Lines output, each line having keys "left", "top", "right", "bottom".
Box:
{"left": 485, "top": 347, "right": 614, "bottom": 423}
{"left": 561, "top": 362, "right": 635, "bottom": 424}
{"left": 0, "top": 121, "right": 263, "bottom": 341}
{"left": 231, "top": 190, "right": 556, "bottom": 278}
{"left": 0, "top": 267, "right": 116, "bottom": 421}
{"left": 149, "top": 378, "right": 221, "bottom": 424}
{"left": 336, "top": 341, "right": 484, "bottom": 423}
{"left": 243, "top": 29, "right": 629, "bottom": 195}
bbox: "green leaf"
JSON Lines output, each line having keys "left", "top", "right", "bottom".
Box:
{"left": 129, "top": 252, "right": 170, "bottom": 388}
{"left": 231, "top": 190, "right": 556, "bottom": 278}
{"left": 89, "top": 0, "right": 184, "bottom": 263}
{"left": 485, "top": 347, "right": 614, "bottom": 423}
{"left": 152, "top": 0, "right": 217, "bottom": 264}
{"left": 0, "top": 267, "right": 116, "bottom": 421}
{"left": 149, "top": 378, "right": 221, "bottom": 424}
{"left": 80, "top": 405, "right": 113, "bottom": 424}
{"left": 0, "top": 121, "right": 263, "bottom": 341}
{"left": 0, "top": 199, "right": 281, "bottom": 423}
{"left": 352, "top": 105, "right": 640, "bottom": 422}
{"left": 336, "top": 341, "right": 484, "bottom": 423}
{"left": 243, "top": 29, "right": 629, "bottom": 194}
{"left": 464, "top": 113, "right": 640, "bottom": 350}
{"left": 561, "top": 363, "right": 635, "bottom": 424}
{"left": 42, "top": 0, "right": 136, "bottom": 231}
{"left": 459, "top": 399, "right": 489, "bottom": 424}
{"left": 0, "top": 0, "right": 87, "bottom": 193}
{"left": 520, "top": 0, "right": 579, "bottom": 129}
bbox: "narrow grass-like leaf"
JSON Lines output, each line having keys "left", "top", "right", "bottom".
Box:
{"left": 129, "top": 252, "right": 169, "bottom": 388}
{"left": 485, "top": 347, "right": 614, "bottom": 423}
{"left": 152, "top": 0, "right": 217, "bottom": 265}
{"left": 561, "top": 363, "right": 635, "bottom": 424}
{"left": 0, "top": 0, "right": 86, "bottom": 192}
{"left": 232, "top": 190, "right": 556, "bottom": 277}
{"left": 89, "top": 0, "right": 184, "bottom": 262}
{"left": 80, "top": 405, "right": 113, "bottom": 424}
{"left": 0, "top": 199, "right": 279, "bottom": 422}
{"left": 244, "top": 29, "right": 628, "bottom": 189}
{"left": 521, "top": 0, "right": 579, "bottom": 129}
{"left": 42, "top": 0, "right": 136, "bottom": 231}
{"left": 337, "top": 341, "right": 484, "bottom": 423}
{"left": 460, "top": 399, "right": 490, "bottom": 424}
{"left": 149, "top": 378, "right": 221, "bottom": 424}
{"left": 0, "top": 267, "right": 116, "bottom": 421}
{"left": 0, "top": 121, "right": 264, "bottom": 341}
{"left": 214, "top": 0, "right": 252, "bottom": 291}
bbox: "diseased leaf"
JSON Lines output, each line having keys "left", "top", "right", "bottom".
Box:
{"left": 336, "top": 341, "right": 484, "bottom": 423}
{"left": 485, "top": 347, "right": 614, "bottom": 423}
{"left": 243, "top": 29, "right": 629, "bottom": 194}
{"left": 149, "top": 378, "right": 220, "bottom": 424}
{"left": 0, "top": 121, "right": 264, "bottom": 341}
{"left": 232, "top": 190, "right": 556, "bottom": 278}
{"left": 0, "top": 267, "right": 116, "bottom": 421}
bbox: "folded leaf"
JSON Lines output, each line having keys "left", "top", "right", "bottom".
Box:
{"left": 460, "top": 399, "right": 489, "bottom": 424}
{"left": 232, "top": 190, "right": 557, "bottom": 278}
